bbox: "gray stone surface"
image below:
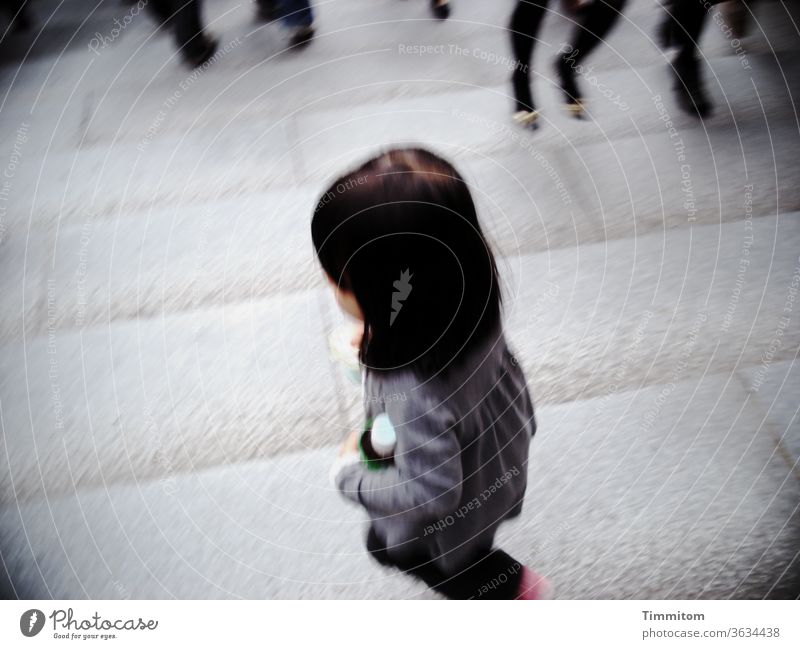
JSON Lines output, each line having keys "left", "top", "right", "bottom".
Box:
{"left": 3, "top": 215, "right": 797, "bottom": 504}
{"left": 0, "top": 292, "right": 346, "bottom": 504}
{"left": 1, "top": 372, "right": 796, "bottom": 599}
{"left": 502, "top": 213, "right": 800, "bottom": 406}
{"left": 741, "top": 359, "right": 800, "bottom": 469}
{"left": 1, "top": 0, "right": 798, "bottom": 598}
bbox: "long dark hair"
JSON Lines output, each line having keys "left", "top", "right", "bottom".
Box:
{"left": 311, "top": 147, "right": 502, "bottom": 378}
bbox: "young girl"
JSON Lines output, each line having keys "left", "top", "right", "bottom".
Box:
{"left": 312, "top": 147, "right": 551, "bottom": 600}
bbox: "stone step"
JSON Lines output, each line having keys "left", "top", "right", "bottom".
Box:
{"left": 3, "top": 37, "right": 797, "bottom": 230}
{"left": 5, "top": 0, "right": 795, "bottom": 134}
{"left": 501, "top": 211, "right": 800, "bottom": 406}
{"left": 0, "top": 289, "right": 347, "bottom": 506}
{"left": 1, "top": 369, "right": 796, "bottom": 598}
{"left": 2, "top": 105, "right": 797, "bottom": 342}
{"left": 1, "top": 213, "right": 797, "bottom": 504}
{"left": 0, "top": 97, "right": 800, "bottom": 339}
{"left": 72, "top": 37, "right": 797, "bottom": 153}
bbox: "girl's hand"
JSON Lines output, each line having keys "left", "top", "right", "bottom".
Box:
{"left": 330, "top": 431, "right": 363, "bottom": 488}
{"left": 339, "top": 430, "right": 361, "bottom": 457}
{"left": 348, "top": 322, "right": 363, "bottom": 349}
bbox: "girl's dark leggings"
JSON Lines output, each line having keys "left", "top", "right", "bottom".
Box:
{"left": 366, "top": 527, "right": 523, "bottom": 600}
{"left": 509, "top": 0, "right": 628, "bottom": 110}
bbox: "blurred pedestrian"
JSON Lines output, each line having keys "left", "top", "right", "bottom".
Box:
{"left": 256, "top": 0, "right": 315, "bottom": 48}
{"left": 509, "top": 0, "right": 627, "bottom": 128}
{"left": 316, "top": 148, "right": 550, "bottom": 600}
{"left": 657, "top": 0, "right": 750, "bottom": 117}
{"left": 430, "top": 0, "right": 451, "bottom": 19}
{"left": 148, "top": 0, "right": 316, "bottom": 68}
{"left": 148, "top": 0, "right": 217, "bottom": 68}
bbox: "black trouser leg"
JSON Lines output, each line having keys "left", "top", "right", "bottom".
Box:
{"left": 149, "top": 0, "right": 208, "bottom": 62}
{"left": 668, "top": 0, "right": 708, "bottom": 66}
{"left": 509, "top": 0, "right": 550, "bottom": 112}
{"left": 555, "top": 0, "right": 627, "bottom": 104}
{"left": 664, "top": 0, "right": 713, "bottom": 115}
{"left": 172, "top": 0, "right": 208, "bottom": 61}
{"left": 567, "top": 0, "right": 628, "bottom": 64}
{"left": 366, "top": 527, "right": 523, "bottom": 600}
{"left": 147, "top": 0, "right": 174, "bottom": 25}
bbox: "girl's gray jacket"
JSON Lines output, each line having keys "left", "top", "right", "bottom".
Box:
{"left": 335, "top": 327, "right": 536, "bottom": 573}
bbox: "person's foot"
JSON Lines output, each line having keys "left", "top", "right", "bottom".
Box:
{"left": 431, "top": 0, "right": 451, "bottom": 20}
{"left": 513, "top": 110, "right": 540, "bottom": 131}
{"left": 554, "top": 54, "right": 585, "bottom": 119}
{"left": 185, "top": 35, "right": 218, "bottom": 68}
{"left": 516, "top": 567, "right": 553, "bottom": 600}
{"left": 288, "top": 25, "right": 314, "bottom": 48}
{"left": 672, "top": 55, "right": 712, "bottom": 118}
{"left": 511, "top": 65, "right": 538, "bottom": 129}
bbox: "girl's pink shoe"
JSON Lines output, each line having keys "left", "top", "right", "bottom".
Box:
{"left": 516, "top": 567, "right": 554, "bottom": 600}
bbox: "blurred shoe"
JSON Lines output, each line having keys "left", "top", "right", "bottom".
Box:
{"left": 431, "top": 0, "right": 450, "bottom": 20}
{"left": 288, "top": 25, "right": 314, "bottom": 48}
{"left": 185, "top": 35, "right": 218, "bottom": 68}
{"left": 672, "top": 55, "right": 712, "bottom": 118}
{"left": 513, "top": 110, "right": 540, "bottom": 131}
{"left": 516, "top": 567, "right": 553, "bottom": 600}
{"left": 555, "top": 54, "right": 586, "bottom": 119}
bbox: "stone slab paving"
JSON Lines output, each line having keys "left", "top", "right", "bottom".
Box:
{"left": 0, "top": 371, "right": 796, "bottom": 599}
{"left": 2, "top": 213, "right": 798, "bottom": 504}
{"left": 1, "top": 0, "right": 798, "bottom": 599}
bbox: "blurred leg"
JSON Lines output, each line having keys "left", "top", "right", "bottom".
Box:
{"left": 566, "top": 0, "right": 628, "bottom": 63}
{"left": 275, "top": 0, "right": 314, "bottom": 29}
{"left": 2, "top": 0, "right": 32, "bottom": 31}
{"left": 509, "top": 0, "right": 549, "bottom": 115}
{"left": 149, "top": 0, "right": 216, "bottom": 66}
{"left": 366, "top": 527, "right": 522, "bottom": 599}
{"left": 147, "top": 0, "right": 174, "bottom": 26}
{"left": 257, "top": 0, "right": 314, "bottom": 47}
{"left": 174, "top": 0, "right": 218, "bottom": 66}
{"left": 666, "top": 0, "right": 712, "bottom": 116}
{"left": 554, "top": 0, "right": 628, "bottom": 111}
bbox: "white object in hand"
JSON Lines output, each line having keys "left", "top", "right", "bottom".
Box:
{"left": 370, "top": 413, "right": 397, "bottom": 457}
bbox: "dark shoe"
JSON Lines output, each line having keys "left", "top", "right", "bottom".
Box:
{"left": 431, "top": 0, "right": 450, "bottom": 20}
{"left": 288, "top": 25, "right": 314, "bottom": 48}
{"left": 185, "top": 35, "right": 218, "bottom": 68}
{"left": 672, "top": 55, "right": 712, "bottom": 118}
